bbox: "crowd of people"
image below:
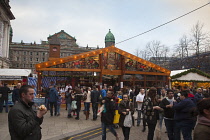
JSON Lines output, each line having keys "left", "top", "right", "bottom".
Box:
{"left": 42, "top": 83, "right": 210, "bottom": 140}
{"left": 0, "top": 81, "right": 210, "bottom": 140}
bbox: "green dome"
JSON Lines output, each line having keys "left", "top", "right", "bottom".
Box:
{"left": 105, "top": 29, "right": 115, "bottom": 43}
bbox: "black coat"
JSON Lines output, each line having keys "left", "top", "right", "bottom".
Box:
{"left": 8, "top": 99, "right": 43, "bottom": 140}
{"left": 65, "top": 92, "right": 72, "bottom": 104}
{"left": 91, "top": 90, "right": 100, "bottom": 103}
{"left": 12, "top": 88, "right": 20, "bottom": 102}
{"left": 159, "top": 98, "right": 174, "bottom": 119}
{"left": 118, "top": 101, "right": 134, "bottom": 127}
{"left": 0, "top": 86, "right": 11, "bottom": 100}
{"left": 101, "top": 97, "right": 116, "bottom": 125}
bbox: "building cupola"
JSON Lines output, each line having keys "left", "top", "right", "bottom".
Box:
{"left": 105, "top": 29, "right": 115, "bottom": 47}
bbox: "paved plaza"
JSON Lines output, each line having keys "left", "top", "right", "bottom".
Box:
{"left": 0, "top": 105, "right": 169, "bottom": 140}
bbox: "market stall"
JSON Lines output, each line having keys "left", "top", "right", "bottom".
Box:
{"left": 170, "top": 68, "right": 210, "bottom": 89}
{"left": 0, "top": 69, "right": 32, "bottom": 106}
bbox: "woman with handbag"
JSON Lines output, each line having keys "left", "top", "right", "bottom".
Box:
{"left": 118, "top": 94, "right": 134, "bottom": 140}
{"left": 65, "top": 88, "right": 73, "bottom": 118}
{"left": 84, "top": 87, "right": 91, "bottom": 120}
{"left": 142, "top": 87, "right": 163, "bottom": 140}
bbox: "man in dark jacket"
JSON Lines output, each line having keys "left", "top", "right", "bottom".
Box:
{"left": 101, "top": 91, "right": 119, "bottom": 140}
{"left": 194, "top": 88, "right": 203, "bottom": 103}
{"left": 91, "top": 86, "right": 100, "bottom": 120}
{"left": 173, "top": 90, "right": 196, "bottom": 140}
{"left": 8, "top": 85, "right": 47, "bottom": 140}
{"left": 160, "top": 89, "right": 175, "bottom": 140}
{"left": 0, "top": 83, "right": 11, "bottom": 113}
{"left": 12, "top": 83, "right": 21, "bottom": 104}
{"left": 49, "top": 85, "right": 58, "bottom": 116}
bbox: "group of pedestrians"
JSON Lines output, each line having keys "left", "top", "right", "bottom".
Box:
{"left": 141, "top": 86, "right": 210, "bottom": 140}
{"left": 93, "top": 84, "right": 209, "bottom": 140}
{"left": 65, "top": 86, "right": 101, "bottom": 120}
{"left": 3, "top": 82, "right": 210, "bottom": 140}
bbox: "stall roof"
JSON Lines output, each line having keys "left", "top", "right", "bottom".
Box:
{"left": 0, "top": 69, "right": 31, "bottom": 76}
{"left": 171, "top": 68, "right": 210, "bottom": 82}
{"left": 170, "top": 69, "right": 189, "bottom": 76}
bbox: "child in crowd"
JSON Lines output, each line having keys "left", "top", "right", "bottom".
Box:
{"left": 57, "top": 94, "right": 62, "bottom": 116}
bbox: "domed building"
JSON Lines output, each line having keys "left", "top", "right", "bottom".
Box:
{"left": 36, "top": 30, "right": 170, "bottom": 90}
{"left": 105, "top": 29, "right": 115, "bottom": 47}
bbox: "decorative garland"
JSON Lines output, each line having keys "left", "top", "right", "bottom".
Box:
{"left": 42, "top": 75, "right": 97, "bottom": 78}
{"left": 172, "top": 80, "right": 210, "bottom": 83}
{"left": 171, "top": 68, "right": 210, "bottom": 81}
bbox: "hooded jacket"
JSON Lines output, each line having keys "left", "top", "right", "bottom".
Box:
{"left": 49, "top": 87, "right": 58, "bottom": 102}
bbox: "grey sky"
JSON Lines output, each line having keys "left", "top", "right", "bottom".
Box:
{"left": 10, "top": 0, "right": 210, "bottom": 55}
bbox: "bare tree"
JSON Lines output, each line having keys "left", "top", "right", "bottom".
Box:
{"left": 134, "top": 48, "right": 141, "bottom": 57}
{"left": 146, "top": 40, "right": 164, "bottom": 64}
{"left": 134, "top": 48, "right": 150, "bottom": 60}
{"left": 190, "top": 21, "right": 209, "bottom": 69}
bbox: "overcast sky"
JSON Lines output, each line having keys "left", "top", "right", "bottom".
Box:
{"left": 10, "top": 0, "right": 210, "bottom": 55}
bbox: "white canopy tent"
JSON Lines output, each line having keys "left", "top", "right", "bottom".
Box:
{"left": 0, "top": 69, "right": 31, "bottom": 80}
{"left": 171, "top": 69, "right": 210, "bottom": 82}
{"left": 170, "top": 68, "right": 210, "bottom": 88}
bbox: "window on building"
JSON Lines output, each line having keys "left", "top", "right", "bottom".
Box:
{"left": 30, "top": 64, "right": 33, "bottom": 68}
{"left": 23, "top": 57, "right": 26, "bottom": 61}
{"left": 42, "top": 58, "right": 45, "bottom": 61}
{"left": 17, "top": 57, "right": 19, "bottom": 61}
{"left": 23, "top": 64, "right": 25, "bottom": 68}
{"left": 30, "top": 52, "right": 33, "bottom": 55}
{"left": 37, "top": 52, "right": 39, "bottom": 55}
{"left": 17, "top": 64, "right": 19, "bottom": 68}
{"left": 30, "top": 58, "right": 32, "bottom": 61}
{"left": 36, "top": 58, "right": 39, "bottom": 61}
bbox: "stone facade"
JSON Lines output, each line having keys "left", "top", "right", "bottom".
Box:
{"left": 9, "top": 30, "right": 99, "bottom": 73}
{"left": 0, "top": 0, "right": 15, "bottom": 68}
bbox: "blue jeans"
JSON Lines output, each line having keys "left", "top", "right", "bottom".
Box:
{"left": 92, "top": 102, "right": 98, "bottom": 120}
{"left": 174, "top": 120, "right": 194, "bottom": 140}
{"left": 57, "top": 105, "right": 60, "bottom": 114}
{"left": 159, "top": 113, "right": 164, "bottom": 129}
{"left": 102, "top": 123, "right": 117, "bottom": 140}
{"left": 164, "top": 119, "right": 175, "bottom": 140}
{"left": 45, "top": 98, "right": 50, "bottom": 110}
{"left": 84, "top": 102, "right": 90, "bottom": 111}
{"left": 67, "top": 103, "right": 72, "bottom": 115}
{"left": 0, "top": 99, "right": 8, "bottom": 113}
{"left": 137, "top": 110, "right": 143, "bottom": 125}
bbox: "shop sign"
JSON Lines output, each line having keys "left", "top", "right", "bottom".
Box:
{"left": 0, "top": 76, "right": 22, "bottom": 80}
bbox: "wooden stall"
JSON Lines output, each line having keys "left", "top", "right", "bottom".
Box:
{"left": 170, "top": 68, "right": 210, "bottom": 89}
{"left": 35, "top": 46, "right": 171, "bottom": 90}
